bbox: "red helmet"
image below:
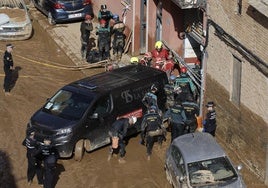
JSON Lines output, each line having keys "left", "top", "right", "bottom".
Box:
{"left": 100, "top": 19, "right": 106, "bottom": 25}
{"left": 180, "top": 66, "right": 187, "bottom": 73}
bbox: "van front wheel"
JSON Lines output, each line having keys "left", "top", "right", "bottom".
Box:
{"left": 74, "top": 139, "right": 85, "bottom": 161}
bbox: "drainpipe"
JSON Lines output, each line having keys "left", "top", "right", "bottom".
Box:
{"left": 131, "top": 0, "right": 136, "bottom": 54}
{"left": 146, "top": 0, "right": 149, "bottom": 52}
{"left": 264, "top": 144, "right": 268, "bottom": 185}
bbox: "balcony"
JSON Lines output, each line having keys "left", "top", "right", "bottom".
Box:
{"left": 171, "top": 0, "right": 206, "bottom": 9}
{"left": 185, "top": 21, "right": 206, "bottom": 46}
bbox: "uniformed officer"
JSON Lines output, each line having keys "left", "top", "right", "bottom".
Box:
{"left": 38, "top": 138, "right": 58, "bottom": 188}
{"left": 142, "top": 84, "right": 159, "bottom": 112}
{"left": 203, "top": 101, "right": 217, "bottom": 136}
{"left": 111, "top": 14, "right": 126, "bottom": 60}
{"left": 174, "top": 67, "right": 198, "bottom": 102}
{"left": 96, "top": 19, "right": 111, "bottom": 60}
{"left": 140, "top": 106, "right": 166, "bottom": 160}
{"left": 3, "top": 43, "right": 15, "bottom": 96}
{"left": 97, "top": 4, "right": 113, "bottom": 28}
{"left": 22, "top": 130, "right": 43, "bottom": 186}
{"left": 108, "top": 116, "right": 137, "bottom": 163}
{"left": 163, "top": 100, "right": 187, "bottom": 142}
{"left": 182, "top": 101, "right": 200, "bottom": 133}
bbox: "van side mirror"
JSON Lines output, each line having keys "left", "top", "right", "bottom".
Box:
{"left": 90, "top": 113, "right": 98, "bottom": 119}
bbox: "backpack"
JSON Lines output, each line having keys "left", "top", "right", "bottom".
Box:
{"left": 87, "top": 49, "right": 100, "bottom": 63}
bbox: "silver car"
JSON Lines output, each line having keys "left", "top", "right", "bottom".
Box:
{"left": 0, "top": 0, "right": 32, "bottom": 40}
{"left": 165, "top": 132, "right": 246, "bottom": 187}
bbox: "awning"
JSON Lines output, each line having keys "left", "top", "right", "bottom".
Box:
{"left": 248, "top": 0, "right": 268, "bottom": 18}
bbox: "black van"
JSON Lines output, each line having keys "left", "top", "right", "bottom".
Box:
{"left": 27, "top": 65, "right": 168, "bottom": 161}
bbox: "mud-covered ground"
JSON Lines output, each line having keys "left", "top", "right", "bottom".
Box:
{"left": 0, "top": 6, "right": 267, "bottom": 188}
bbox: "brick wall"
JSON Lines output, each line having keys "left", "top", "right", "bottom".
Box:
{"left": 206, "top": 0, "right": 268, "bottom": 123}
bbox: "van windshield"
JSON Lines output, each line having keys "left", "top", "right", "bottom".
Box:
{"left": 43, "top": 89, "right": 93, "bottom": 120}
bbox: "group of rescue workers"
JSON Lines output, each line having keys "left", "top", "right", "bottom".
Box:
{"left": 108, "top": 61, "right": 217, "bottom": 163}
{"left": 20, "top": 4, "right": 217, "bottom": 186}
{"left": 80, "top": 4, "right": 126, "bottom": 62}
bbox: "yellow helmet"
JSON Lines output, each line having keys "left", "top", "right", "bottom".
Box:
{"left": 130, "top": 57, "right": 139, "bottom": 64}
{"left": 155, "top": 41, "right": 163, "bottom": 49}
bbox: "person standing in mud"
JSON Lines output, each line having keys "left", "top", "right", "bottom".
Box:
{"left": 96, "top": 19, "right": 111, "bottom": 60}
{"left": 3, "top": 43, "right": 15, "bottom": 96}
{"left": 111, "top": 14, "right": 126, "bottom": 60}
{"left": 80, "top": 14, "right": 93, "bottom": 59}
{"left": 108, "top": 116, "right": 137, "bottom": 163}
{"left": 22, "top": 130, "right": 43, "bottom": 186}
{"left": 37, "top": 137, "right": 59, "bottom": 188}
{"left": 140, "top": 106, "right": 166, "bottom": 160}
{"left": 203, "top": 101, "right": 217, "bottom": 137}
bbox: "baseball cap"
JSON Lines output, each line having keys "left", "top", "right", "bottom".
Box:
{"left": 6, "top": 43, "right": 14, "bottom": 48}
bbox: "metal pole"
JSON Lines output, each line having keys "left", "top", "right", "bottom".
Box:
{"left": 265, "top": 141, "right": 268, "bottom": 185}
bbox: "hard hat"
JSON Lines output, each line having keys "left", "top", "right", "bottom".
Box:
{"left": 101, "top": 4, "right": 107, "bottom": 10}
{"left": 130, "top": 57, "right": 139, "bottom": 64}
{"left": 180, "top": 66, "right": 187, "bottom": 73}
{"left": 113, "top": 14, "right": 119, "bottom": 20}
{"left": 155, "top": 41, "right": 163, "bottom": 49}
{"left": 85, "top": 14, "right": 91, "bottom": 20}
{"left": 100, "top": 19, "right": 106, "bottom": 25}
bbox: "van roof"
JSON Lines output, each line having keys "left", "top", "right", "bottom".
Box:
{"left": 172, "top": 132, "right": 226, "bottom": 164}
{"left": 71, "top": 65, "right": 167, "bottom": 92}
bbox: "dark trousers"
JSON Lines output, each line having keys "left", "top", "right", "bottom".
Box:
{"left": 27, "top": 152, "right": 43, "bottom": 184}
{"left": 98, "top": 40, "right": 110, "bottom": 60}
{"left": 146, "top": 135, "right": 159, "bottom": 156}
{"left": 171, "top": 122, "right": 185, "bottom": 142}
{"left": 4, "top": 69, "right": 12, "bottom": 92}
{"left": 44, "top": 167, "right": 55, "bottom": 188}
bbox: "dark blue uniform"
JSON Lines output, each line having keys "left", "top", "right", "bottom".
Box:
{"left": 3, "top": 50, "right": 13, "bottom": 92}
{"left": 22, "top": 134, "right": 43, "bottom": 185}
{"left": 204, "top": 110, "right": 217, "bottom": 136}
{"left": 141, "top": 112, "right": 165, "bottom": 157}
{"left": 163, "top": 103, "right": 187, "bottom": 141}
{"left": 37, "top": 143, "right": 58, "bottom": 188}
{"left": 96, "top": 26, "right": 111, "bottom": 60}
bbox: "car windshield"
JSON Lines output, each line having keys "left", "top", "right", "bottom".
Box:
{"left": 43, "top": 90, "right": 93, "bottom": 120}
{"left": 188, "top": 157, "right": 238, "bottom": 186}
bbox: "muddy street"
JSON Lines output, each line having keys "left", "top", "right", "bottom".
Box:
{"left": 0, "top": 4, "right": 267, "bottom": 188}
{"left": 0, "top": 13, "right": 171, "bottom": 188}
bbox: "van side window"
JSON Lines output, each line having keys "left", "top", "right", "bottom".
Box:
{"left": 93, "top": 95, "right": 111, "bottom": 116}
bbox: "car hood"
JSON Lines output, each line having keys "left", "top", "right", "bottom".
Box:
{"left": 31, "top": 110, "right": 77, "bottom": 130}
{"left": 0, "top": 14, "right": 10, "bottom": 25}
